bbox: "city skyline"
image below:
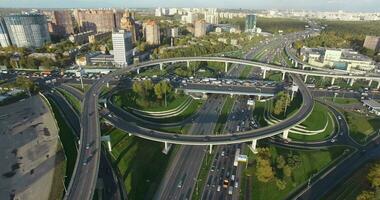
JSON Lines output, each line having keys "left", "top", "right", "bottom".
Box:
{"left": 0, "top": 0, "right": 379, "bottom": 12}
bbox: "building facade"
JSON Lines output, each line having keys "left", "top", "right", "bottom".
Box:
{"left": 69, "top": 30, "right": 94, "bottom": 44}
{"left": 74, "top": 9, "right": 122, "bottom": 33}
{"left": 194, "top": 20, "right": 207, "bottom": 38}
{"left": 120, "top": 11, "right": 137, "bottom": 44}
{"left": 245, "top": 14, "right": 257, "bottom": 32}
{"left": 145, "top": 20, "right": 160, "bottom": 45}
{"left": 0, "top": 18, "right": 11, "bottom": 47}
{"left": 112, "top": 30, "right": 133, "bottom": 66}
{"left": 88, "top": 31, "right": 111, "bottom": 44}
{"left": 4, "top": 13, "right": 51, "bottom": 48}
{"left": 45, "top": 10, "right": 75, "bottom": 37}
{"left": 363, "top": 36, "right": 380, "bottom": 52}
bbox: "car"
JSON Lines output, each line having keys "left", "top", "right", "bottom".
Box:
{"left": 338, "top": 116, "right": 342, "bottom": 120}
{"left": 223, "top": 180, "right": 229, "bottom": 188}
{"left": 228, "top": 186, "right": 233, "bottom": 195}
{"left": 177, "top": 181, "right": 183, "bottom": 188}
{"left": 217, "top": 185, "right": 221, "bottom": 192}
{"left": 221, "top": 151, "right": 225, "bottom": 157}
{"left": 85, "top": 143, "right": 90, "bottom": 150}
{"left": 331, "top": 138, "right": 336, "bottom": 143}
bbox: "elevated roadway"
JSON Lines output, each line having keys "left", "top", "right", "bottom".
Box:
{"left": 68, "top": 55, "right": 378, "bottom": 199}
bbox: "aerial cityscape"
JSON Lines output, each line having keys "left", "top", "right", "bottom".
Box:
{"left": 0, "top": 1, "right": 380, "bottom": 200}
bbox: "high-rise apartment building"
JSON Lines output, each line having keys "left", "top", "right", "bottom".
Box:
{"left": 145, "top": 20, "right": 160, "bottom": 45}
{"left": 363, "top": 36, "right": 380, "bottom": 52}
{"left": 112, "top": 30, "right": 133, "bottom": 66}
{"left": 45, "top": 10, "right": 74, "bottom": 37}
{"left": 4, "top": 13, "right": 50, "bottom": 48}
{"left": 75, "top": 9, "right": 122, "bottom": 32}
{"left": 0, "top": 18, "right": 11, "bottom": 47}
{"left": 245, "top": 14, "right": 257, "bottom": 32}
{"left": 194, "top": 20, "right": 207, "bottom": 38}
{"left": 204, "top": 13, "right": 219, "bottom": 25}
{"left": 120, "top": 11, "right": 137, "bottom": 44}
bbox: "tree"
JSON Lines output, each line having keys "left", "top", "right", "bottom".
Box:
{"left": 256, "top": 157, "right": 275, "bottom": 183}
{"left": 283, "top": 165, "right": 292, "bottom": 177}
{"left": 276, "top": 155, "right": 286, "bottom": 169}
{"left": 15, "top": 77, "right": 35, "bottom": 95}
{"left": 368, "top": 163, "right": 380, "bottom": 188}
{"left": 273, "top": 92, "right": 291, "bottom": 116}
{"left": 356, "top": 191, "right": 376, "bottom": 200}
{"left": 132, "top": 81, "right": 144, "bottom": 96}
{"left": 275, "top": 178, "right": 287, "bottom": 190}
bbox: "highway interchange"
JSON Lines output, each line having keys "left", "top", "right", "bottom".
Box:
{"left": 17, "top": 28, "right": 380, "bottom": 200}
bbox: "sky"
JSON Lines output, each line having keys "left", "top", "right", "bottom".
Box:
{"left": 0, "top": 0, "right": 379, "bottom": 12}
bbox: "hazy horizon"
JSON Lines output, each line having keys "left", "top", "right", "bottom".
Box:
{"left": 0, "top": 0, "right": 379, "bottom": 12}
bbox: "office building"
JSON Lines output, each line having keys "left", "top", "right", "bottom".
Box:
{"left": 0, "top": 18, "right": 11, "bottom": 47}
{"left": 194, "top": 20, "right": 207, "bottom": 38}
{"left": 245, "top": 14, "right": 257, "bottom": 32}
{"left": 45, "top": 10, "right": 74, "bottom": 37}
{"left": 112, "top": 30, "right": 133, "bottom": 66}
{"left": 4, "top": 13, "right": 50, "bottom": 48}
{"left": 363, "top": 36, "right": 380, "bottom": 52}
{"left": 145, "top": 20, "right": 160, "bottom": 45}
{"left": 120, "top": 11, "right": 137, "bottom": 44}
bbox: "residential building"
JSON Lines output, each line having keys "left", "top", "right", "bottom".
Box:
{"left": 69, "top": 31, "right": 94, "bottom": 44}
{"left": 170, "top": 27, "right": 179, "bottom": 38}
{"left": 44, "top": 10, "right": 74, "bottom": 37}
{"left": 112, "top": 30, "right": 133, "bottom": 66}
{"left": 181, "top": 12, "right": 198, "bottom": 24}
{"left": 245, "top": 14, "right": 257, "bottom": 32}
{"left": 4, "top": 13, "right": 50, "bottom": 48}
{"left": 363, "top": 36, "right": 380, "bottom": 52}
{"left": 88, "top": 31, "right": 111, "bottom": 44}
{"left": 194, "top": 20, "right": 207, "bottom": 38}
{"left": 74, "top": 9, "right": 122, "bottom": 32}
{"left": 0, "top": 18, "right": 11, "bottom": 47}
{"left": 204, "top": 13, "right": 219, "bottom": 24}
{"left": 145, "top": 20, "right": 160, "bottom": 45}
{"left": 120, "top": 11, "right": 137, "bottom": 44}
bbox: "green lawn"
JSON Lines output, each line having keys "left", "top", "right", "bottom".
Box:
{"left": 253, "top": 101, "right": 268, "bottom": 127}
{"left": 323, "top": 97, "right": 360, "bottom": 105}
{"left": 113, "top": 89, "right": 189, "bottom": 112}
{"left": 68, "top": 83, "right": 90, "bottom": 93}
{"left": 56, "top": 88, "right": 82, "bottom": 113}
{"left": 47, "top": 98, "right": 78, "bottom": 189}
{"left": 290, "top": 102, "right": 335, "bottom": 141}
{"left": 344, "top": 111, "right": 380, "bottom": 144}
{"left": 108, "top": 128, "right": 172, "bottom": 200}
{"left": 192, "top": 150, "right": 214, "bottom": 200}
{"left": 266, "top": 72, "right": 283, "bottom": 82}
{"left": 241, "top": 146, "right": 347, "bottom": 200}
{"left": 214, "top": 96, "right": 235, "bottom": 134}
{"left": 239, "top": 66, "right": 253, "bottom": 79}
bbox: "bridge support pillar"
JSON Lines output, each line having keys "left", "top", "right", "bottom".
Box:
{"left": 331, "top": 77, "right": 335, "bottom": 85}
{"left": 257, "top": 95, "right": 261, "bottom": 101}
{"left": 304, "top": 75, "right": 308, "bottom": 83}
{"left": 225, "top": 62, "right": 228, "bottom": 73}
{"left": 294, "top": 61, "right": 298, "bottom": 68}
{"left": 377, "top": 81, "right": 380, "bottom": 90}
{"left": 104, "top": 102, "right": 107, "bottom": 109}
{"left": 282, "top": 72, "right": 286, "bottom": 81}
{"left": 101, "top": 135, "right": 112, "bottom": 152}
{"left": 187, "top": 61, "right": 190, "bottom": 68}
{"left": 368, "top": 79, "right": 373, "bottom": 87}
{"left": 350, "top": 79, "right": 355, "bottom": 87}
{"left": 137, "top": 68, "right": 140, "bottom": 74}
{"left": 249, "top": 139, "right": 258, "bottom": 154}
{"left": 162, "top": 142, "right": 172, "bottom": 155}
{"left": 302, "top": 64, "right": 306, "bottom": 70}
{"left": 262, "top": 69, "right": 267, "bottom": 79}
{"left": 159, "top": 63, "right": 163, "bottom": 71}
{"left": 106, "top": 82, "right": 110, "bottom": 88}
{"left": 282, "top": 129, "right": 289, "bottom": 140}
{"left": 209, "top": 144, "right": 213, "bottom": 154}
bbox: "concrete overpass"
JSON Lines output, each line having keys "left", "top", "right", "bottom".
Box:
{"left": 179, "top": 83, "right": 277, "bottom": 97}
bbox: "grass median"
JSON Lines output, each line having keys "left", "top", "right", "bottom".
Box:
{"left": 214, "top": 96, "right": 235, "bottom": 134}
{"left": 107, "top": 128, "right": 172, "bottom": 200}
{"left": 56, "top": 88, "right": 81, "bottom": 113}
